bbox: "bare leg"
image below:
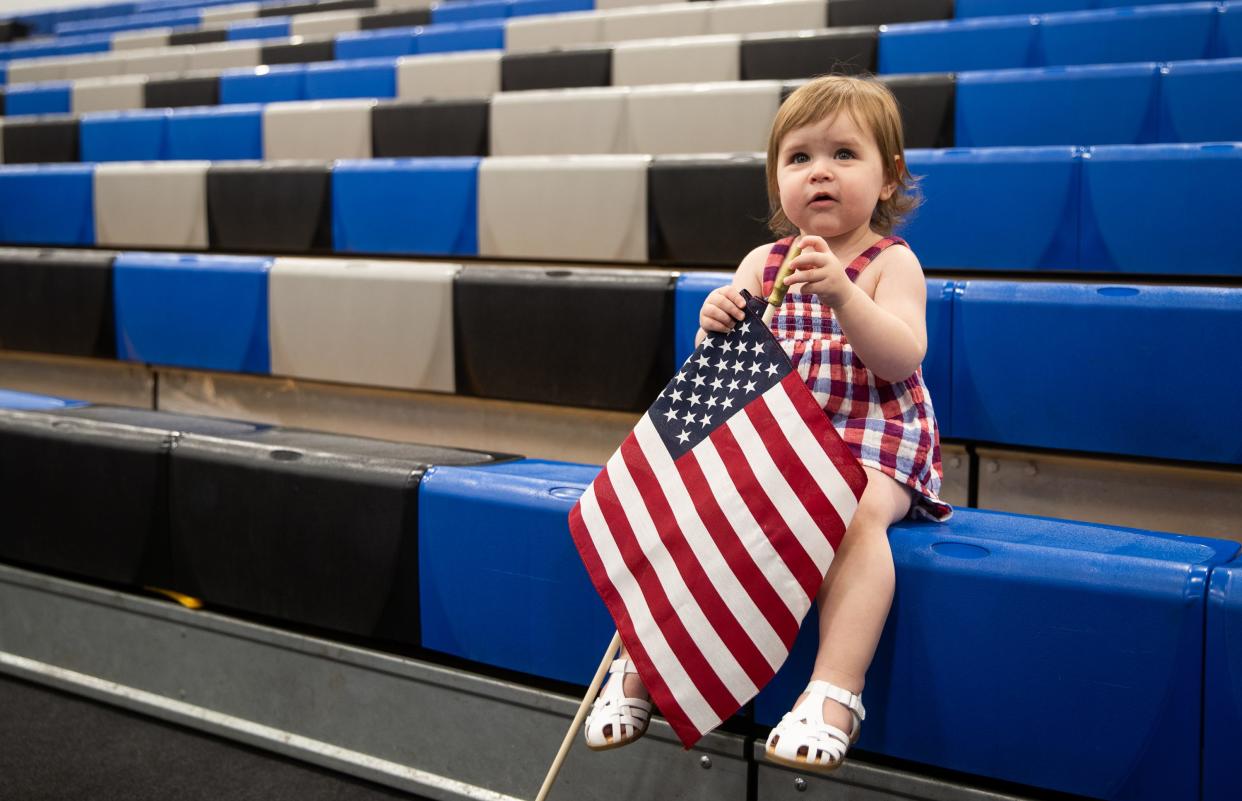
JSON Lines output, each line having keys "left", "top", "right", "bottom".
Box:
{"left": 795, "top": 467, "right": 912, "bottom": 738}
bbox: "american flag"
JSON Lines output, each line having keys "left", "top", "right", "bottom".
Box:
{"left": 569, "top": 290, "right": 868, "bottom": 748}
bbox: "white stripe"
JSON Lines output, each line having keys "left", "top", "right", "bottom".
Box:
{"left": 692, "top": 437, "right": 808, "bottom": 617}
{"left": 577, "top": 481, "right": 719, "bottom": 734}
{"left": 763, "top": 381, "right": 861, "bottom": 524}
{"left": 726, "top": 407, "right": 835, "bottom": 575}
{"left": 603, "top": 445, "right": 757, "bottom": 704}
{"left": 634, "top": 416, "right": 787, "bottom": 672}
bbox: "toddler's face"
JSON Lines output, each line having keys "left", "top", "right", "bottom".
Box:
{"left": 775, "top": 112, "right": 895, "bottom": 241}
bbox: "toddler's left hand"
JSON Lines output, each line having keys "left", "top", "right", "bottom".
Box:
{"left": 784, "top": 236, "right": 857, "bottom": 309}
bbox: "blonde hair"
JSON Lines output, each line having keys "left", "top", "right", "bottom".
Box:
{"left": 766, "top": 75, "right": 919, "bottom": 237}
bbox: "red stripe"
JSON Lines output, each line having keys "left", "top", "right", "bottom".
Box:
{"left": 621, "top": 436, "right": 773, "bottom": 693}
{"left": 709, "top": 424, "right": 822, "bottom": 601}
{"left": 612, "top": 441, "right": 743, "bottom": 722}
{"left": 746, "top": 390, "right": 849, "bottom": 554}
{"left": 593, "top": 462, "right": 736, "bottom": 730}
{"left": 569, "top": 490, "right": 700, "bottom": 746}
{"left": 676, "top": 450, "right": 801, "bottom": 649}
{"left": 779, "top": 373, "right": 868, "bottom": 500}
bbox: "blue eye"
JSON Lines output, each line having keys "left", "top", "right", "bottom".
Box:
{"left": 834, "top": 149, "right": 856, "bottom": 160}
{"left": 791, "top": 152, "right": 810, "bottom": 164}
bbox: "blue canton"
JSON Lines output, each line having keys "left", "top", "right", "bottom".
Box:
{"left": 650, "top": 292, "right": 793, "bottom": 460}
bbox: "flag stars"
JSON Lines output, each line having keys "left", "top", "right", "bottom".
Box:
{"left": 748, "top": 361, "right": 762, "bottom": 375}
{"left": 765, "top": 363, "right": 780, "bottom": 377}
{"left": 733, "top": 361, "right": 746, "bottom": 372}
{"left": 721, "top": 396, "right": 735, "bottom": 410}
{"left": 698, "top": 413, "right": 712, "bottom": 428}
{"left": 663, "top": 406, "right": 680, "bottom": 422}
{"left": 674, "top": 370, "right": 686, "bottom": 384}
{"left": 688, "top": 393, "right": 702, "bottom": 407}
{"left": 721, "top": 340, "right": 734, "bottom": 354}
{"left": 715, "top": 358, "right": 731, "bottom": 371}
{"left": 682, "top": 410, "right": 697, "bottom": 424}
{"left": 727, "top": 379, "right": 740, "bottom": 392}
{"left": 691, "top": 374, "right": 706, "bottom": 388}
{"left": 669, "top": 389, "right": 683, "bottom": 403}
{"left": 744, "top": 380, "right": 757, "bottom": 393}
{"left": 696, "top": 353, "right": 711, "bottom": 368}
{"left": 676, "top": 430, "right": 691, "bottom": 444}
{"left": 710, "top": 377, "right": 724, "bottom": 391}
{"left": 706, "top": 395, "right": 719, "bottom": 408}
{"left": 701, "top": 337, "right": 715, "bottom": 350}
{"left": 750, "top": 341, "right": 766, "bottom": 356}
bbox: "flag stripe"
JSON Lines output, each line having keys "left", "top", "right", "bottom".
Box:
{"left": 681, "top": 439, "right": 804, "bottom": 642}
{"left": 769, "top": 373, "right": 866, "bottom": 516}
{"left": 577, "top": 474, "right": 718, "bottom": 736}
{"left": 634, "top": 417, "right": 789, "bottom": 674}
{"left": 745, "top": 394, "right": 848, "bottom": 557}
{"left": 568, "top": 498, "right": 700, "bottom": 743}
{"left": 604, "top": 446, "right": 742, "bottom": 721}
{"left": 727, "top": 406, "right": 835, "bottom": 576}
{"left": 709, "top": 424, "right": 823, "bottom": 601}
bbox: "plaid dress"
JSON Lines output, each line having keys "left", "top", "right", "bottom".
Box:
{"left": 762, "top": 236, "right": 951, "bottom": 521}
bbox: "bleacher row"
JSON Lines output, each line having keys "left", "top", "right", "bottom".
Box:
{"left": 3, "top": 0, "right": 1239, "bottom": 97}
{"left": 0, "top": 143, "right": 1238, "bottom": 277}
{"left": 0, "top": 385, "right": 1239, "bottom": 801}
{"left": 3, "top": 247, "right": 1239, "bottom": 467}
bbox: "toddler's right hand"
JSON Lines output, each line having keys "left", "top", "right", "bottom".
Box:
{"left": 699, "top": 286, "right": 747, "bottom": 334}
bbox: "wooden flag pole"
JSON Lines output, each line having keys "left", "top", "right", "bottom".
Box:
{"left": 761, "top": 242, "right": 801, "bottom": 326}
{"left": 534, "top": 630, "right": 622, "bottom": 801}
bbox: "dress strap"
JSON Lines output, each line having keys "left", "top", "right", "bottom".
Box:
{"left": 760, "top": 236, "right": 797, "bottom": 298}
{"left": 846, "top": 236, "right": 907, "bottom": 282}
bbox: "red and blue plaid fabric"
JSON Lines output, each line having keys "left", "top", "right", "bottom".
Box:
{"left": 762, "top": 236, "right": 951, "bottom": 521}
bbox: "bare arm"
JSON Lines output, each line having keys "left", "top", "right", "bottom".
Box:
{"left": 783, "top": 237, "right": 928, "bottom": 382}
{"left": 694, "top": 243, "right": 768, "bottom": 346}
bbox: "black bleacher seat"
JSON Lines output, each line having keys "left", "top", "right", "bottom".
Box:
{"left": 454, "top": 266, "right": 675, "bottom": 412}
{"left": 372, "top": 99, "right": 490, "bottom": 157}
{"left": 0, "top": 249, "right": 116, "bottom": 359}
{"left": 207, "top": 162, "right": 333, "bottom": 253}
{"left": 884, "top": 73, "right": 955, "bottom": 149}
{"left": 168, "top": 428, "right": 504, "bottom": 642}
{"left": 648, "top": 153, "right": 771, "bottom": 266}
{"left": 501, "top": 48, "right": 614, "bottom": 92}
{"left": 828, "top": 0, "right": 953, "bottom": 27}
{"left": 0, "top": 20, "right": 17, "bottom": 43}
{"left": 359, "top": 9, "right": 432, "bottom": 30}
{"left": 168, "top": 29, "right": 228, "bottom": 46}
{"left": 258, "top": 0, "right": 376, "bottom": 17}
{"left": 1, "top": 115, "right": 79, "bottom": 165}
{"left": 740, "top": 27, "right": 879, "bottom": 81}
{"left": 0, "top": 407, "right": 256, "bottom": 588}
{"left": 144, "top": 76, "right": 221, "bottom": 109}
{"left": 261, "top": 39, "right": 337, "bottom": 66}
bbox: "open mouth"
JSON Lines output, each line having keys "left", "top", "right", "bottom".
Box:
{"left": 809, "top": 192, "right": 836, "bottom": 205}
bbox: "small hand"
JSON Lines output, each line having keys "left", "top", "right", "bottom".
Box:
{"left": 783, "top": 236, "right": 857, "bottom": 309}
{"left": 699, "top": 286, "right": 747, "bottom": 333}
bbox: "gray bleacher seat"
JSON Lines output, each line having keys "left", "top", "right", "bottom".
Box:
{"left": 396, "top": 50, "right": 501, "bottom": 100}
{"left": 478, "top": 155, "right": 649, "bottom": 261}
{"left": 71, "top": 75, "right": 147, "bottom": 113}
{"left": 7, "top": 58, "right": 66, "bottom": 84}
{"left": 505, "top": 10, "right": 601, "bottom": 51}
{"left": 60, "top": 54, "right": 123, "bottom": 80}
{"left": 187, "top": 41, "right": 263, "bottom": 71}
{"left": 627, "top": 80, "right": 780, "bottom": 154}
{"left": 268, "top": 256, "right": 458, "bottom": 392}
{"left": 709, "top": 0, "right": 827, "bottom": 35}
{"left": 263, "top": 98, "right": 375, "bottom": 160}
{"left": 94, "top": 161, "right": 210, "bottom": 248}
{"left": 290, "top": 9, "right": 363, "bottom": 37}
{"left": 111, "top": 28, "right": 171, "bottom": 51}
{"left": 612, "top": 34, "right": 740, "bottom": 86}
{"left": 490, "top": 86, "right": 629, "bottom": 155}
{"left": 601, "top": 2, "right": 711, "bottom": 42}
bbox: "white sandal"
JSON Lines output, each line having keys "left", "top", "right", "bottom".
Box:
{"left": 764, "top": 680, "right": 865, "bottom": 773}
{"left": 583, "top": 658, "right": 652, "bottom": 751}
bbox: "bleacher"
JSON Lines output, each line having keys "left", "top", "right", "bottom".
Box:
{"left": 0, "top": 0, "right": 1239, "bottom": 799}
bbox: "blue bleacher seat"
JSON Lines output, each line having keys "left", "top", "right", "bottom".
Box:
{"left": 113, "top": 252, "right": 272, "bottom": 373}
{"left": 0, "top": 63, "right": 7, "bottom": 85}
{"left": 1223, "top": 1, "right": 1242, "bottom": 56}
{"left": 331, "top": 157, "right": 480, "bottom": 255}
{"left": 673, "top": 271, "right": 731, "bottom": 367}
{"left": 1037, "top": 2, "right": 1219, "bottom": 65}
{"left": 166, "top": 104, "right": 264, "bottom": 161}
{"left": 1080, "top": 143, "right": 1241, "bottom": 276}
{"left": 303, "top": 57, "right": 397, "bottom": 101}
{"left": 951, "top": 279, "right": 1242, "bottom": 463}
{"left": 80, "top": 108, "right": 168, "bottom": 162}
{"left": 956, "top": 62, "right": 1160, "bottom": 147}
{"left": 219, "top": 64, "right": 307, "bottom": 105}
{"left": 1159, "top": 58, "right": 1242, "bottom": 143}
{"left": 900, "top": 146, "right": 1080, "bottom": 271}
{"left": 1205, "top": 556, "right": 1242, "bottom": 801}
{"left": 227, "top": 16, "right": 290, "bottom": 41}
{"left": 432, "top": 0, "right": 511, "bottom": 25}
{"left": 954, "top": 0, "right": 1089, "bottom": 17}
{"left": 755, "top": 508, "right": 1238, "bottom": 801}
{"left": 5, "top": 81, "right": 72, "bottom": 117}
{"left": 878, "top": 15, "right": 1042, "bottom": 74}
{"left": 0, "top": 389, "right": 88, "bottom": 410}
{"left": 418, "top": 459, "right": 613, "bottom": 683}
{"left": 417, "top": 19, "right": 506, "bottom": 53}
{"left": 510, "top": 0, "right": 593, "bottom": 16}
{"left": 333, "top": 27, "right": 422, "bottom": 60}
{"left": 0, "top": 164, "right": 94, "bottom": 246}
